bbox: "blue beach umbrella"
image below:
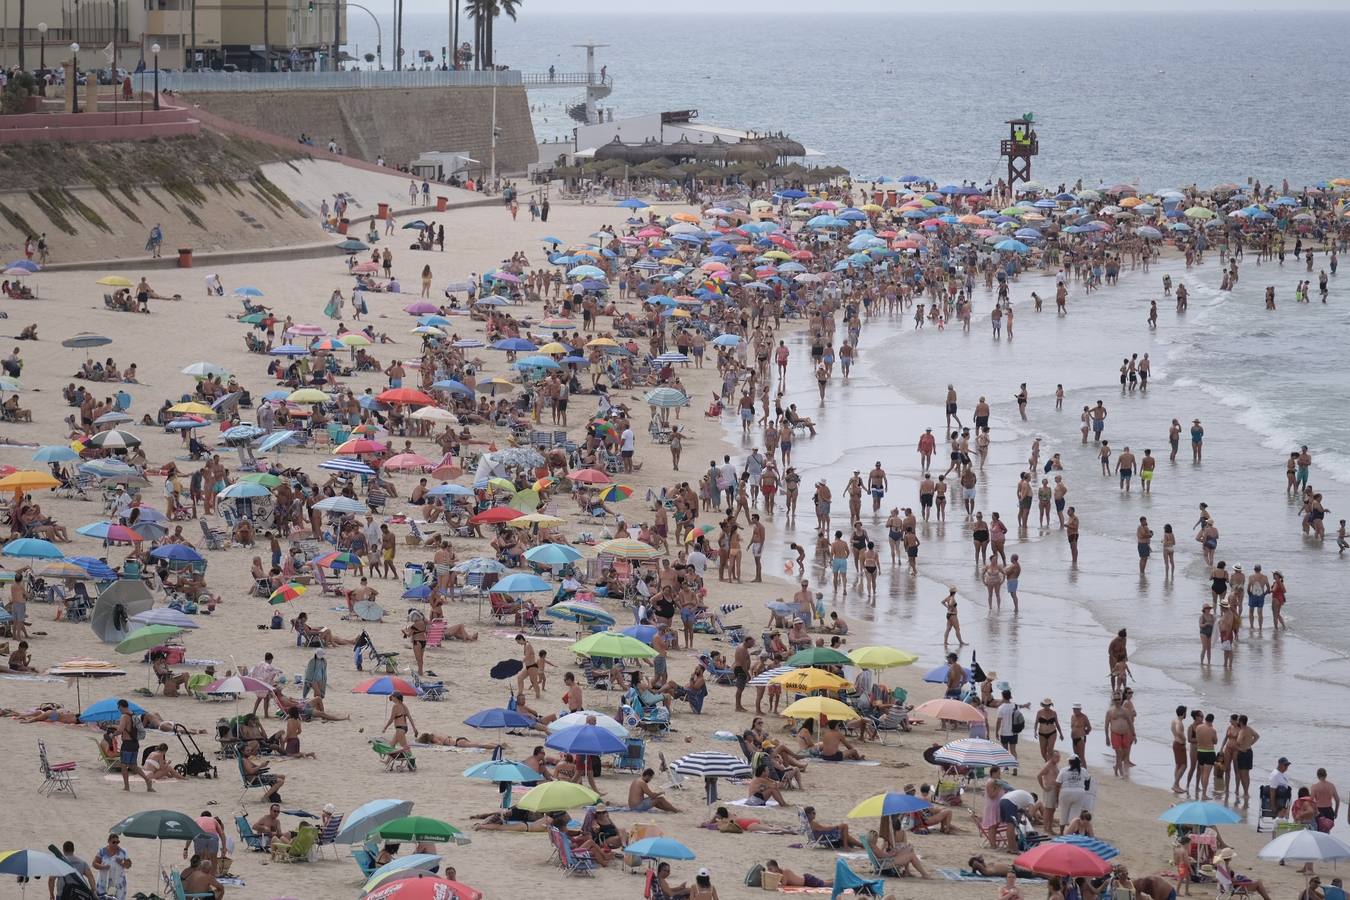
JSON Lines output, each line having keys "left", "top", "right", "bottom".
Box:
{"left": 464, "top": 708, "right": 536, "bottom": 729}
{"left": 149, "top": 544, "right": 204, "bottom": 563}
{"left": 617, "top": 198, "right": 650, "bottom": 209}
{"left": 33, "top": 445, "right": 80, "bottom": 463}
{"left": 334, "top": 799, "right": 415, "bottom": 844}
{"left": 492, "top": 573, "right": 552, "bottom": 594}
{"left": 490, "top": 337, "right": 538, "bottom": 352}
{"left": 922, "top": 664, "right": 971, "bottom": 684}
{"left": 523, "top": 543, "right": 582, "bottom": 565}
{"left": 623, "top": 837, "right": 695, "bottom": 861}
{"left": 2, "top": 537, "right": 64, "bottom": 559}
{"left": 1158, "top": 801, "right": 1242, "bottom": 826}
{"left": 233, "top": 286, "right": 264, "bottom": 297}
{"left": 545, "top": 723, "right": 626, "bottom": 756}
{"left": 621, "top": 625, "right": 660, "bottom": 645}
{"left": 68, "top": 555, "right": 118, "bottom": 580}
{"left": 80, "top": 697, "right": 146, "bottom": 723}
{"left": 1051, "top": 834, "right": 1119, "bottom": 860}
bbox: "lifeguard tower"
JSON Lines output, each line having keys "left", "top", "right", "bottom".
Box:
{"left": 999, "top": 113, "right": 1040, "bottom": 191}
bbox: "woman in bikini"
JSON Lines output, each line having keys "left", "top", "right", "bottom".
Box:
{"left": 382, "top": 692, "right": 416, "bottom": 753}
{"left": 942, "top": 586, "right": 965, "bottom": 646}
{"left": 885, "top": 508, "right": 904, "bottom": 563}
{"left": 861, "top": 541, "right": 880, "bottom": 597}
{"left": 416, "top": 733, "right": 504, "bottom": 750}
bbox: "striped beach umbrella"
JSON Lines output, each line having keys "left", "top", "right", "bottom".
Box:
{"left": 86, "top": 428, "right": 141, "bottom": 449}
{"left": 313, "top": 551, "right": 362, "bottom": 570}
{"left": 644, "top": 387, "right": 690, "bottom": 408}
{"left": 1051, "top": 835, "right": 1119, "bottom": 860}
{"left": 933, "top": 738, "right": 1018, "bottom": 768}
{"left": 748, "top": 665, "right": 796, "bottom": 687}
{"left": 546, "top": 600, "right": 615, "bottom": 627}
{"left": 320, "top": 458, "right": 377, "bottom": 476}
{"left": 353, "top": 676, "right": 420, "bottom": 696}
{"left": 312, "top": 496, "right": 366, "bottom": 514}
{"left": 670, "top": 751, "right": 751, "bottom": 779}
{"left": 597, "top": 484, "right": 634, "bottom": 502}
{"left": 594, "top": 538, "right": 659, "bottom": 559}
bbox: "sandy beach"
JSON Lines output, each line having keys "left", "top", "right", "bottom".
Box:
{"left": 0, "top": 182, "right": 1329, "bottom": 900}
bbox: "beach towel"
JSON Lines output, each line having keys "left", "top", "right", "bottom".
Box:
{"left": 818, "top": 759, "right": 880, "bottom": 766}
{"left": 776, "top": 888, "right": 831, "bottom": 894}
{"left": 411, "top": 744, "right": 487, "bottom": 753}
{"left": 727, "top": 798, "right": 781, "bottom": 808}
{"left": 491, "top": 629, "right": 571, "bottom": 643}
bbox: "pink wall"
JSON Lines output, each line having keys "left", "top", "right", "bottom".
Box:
{"left": 0, "top": 106, "right": 198, "bottom": 144}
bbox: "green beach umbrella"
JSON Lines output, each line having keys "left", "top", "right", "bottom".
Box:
{"left": 373, "top": 816, "right": 462, "bottom": 842}
{"left": 114, "top": 624, "right": 184, "bottom": 655}
{"left": 569, "top": 631, "right": 658, "bottom": 660}
{"left": 786, "top": 646, "right": 852, "bottom": 668}
{"left": 517, "top": 781, "right": 600, "bottom": 812}
{"left": 238, "top": 472, "right": 284, "bottom": 487}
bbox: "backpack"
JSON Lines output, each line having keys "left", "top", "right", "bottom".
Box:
{"left": 1011, "top": 707, "right": 1026, "bottom": 734}
{"left": 744, "top": 863, "right": 765, "bottom": 887}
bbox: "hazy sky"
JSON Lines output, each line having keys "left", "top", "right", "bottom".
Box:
{"left": 405, "top": 0, "right": 1346, "bottom": 14}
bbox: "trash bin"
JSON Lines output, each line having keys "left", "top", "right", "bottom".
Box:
{"left": 177, "top": 247, "right": 193, "bottom": 268}
{"left": 377, "top": 202, "right": 390, "bottom": 220}
{"left": 436, "top": 196, "right": 448, "bottom": 212}
{"left": 337, "top": 218, "right": 350, "bottom": 235}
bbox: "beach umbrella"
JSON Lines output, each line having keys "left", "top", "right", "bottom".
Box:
{"left": 268, "top": 582, "right": 308, "bottom": 604}
{"left": 594, "top": 538, "right": 659, "bottom": 559}
{"left": 1256, "top": 829, "right": 1350, "bottom": 863}
{"left": 672, "top": 751, "right": 751, "bottom": 803}
{"left": 150, "top": 544, "right": 204, "bottom": 563}
{"left": 464, "top": 708, "right": 536, "bottom": 730}
{"left": 596, "top": 484, "right": 633, "bottom": 503}
{"left": 3, "top": 537, "right": 63, "bottom": 559}
{"left": 547, "top": 711, "right": 628, "bottom": 738}
{"left": 772, "top": 667, "right": 850, "bottom": 693}
{"left": 91, "top": 579, "right": 155, "bottom": 642}
{"left": 523, "top": 543, "right": 582, "bottom": 566}
{"left": 489, "top": 337, "right": 537, "bottom": 352}
{"left": 623, "top": 837, "right": 694, "bottom": 862}
{"left": 786, "top": 647, "right": 851, "bottom": 667}
{"left": 1051, "top": 834, "right": 1119, "bottom": 860}
{"left": 0, "top": 470, "right": 59, "bottom": 496}
{"left": 129, "top": 608, "right": 198, "bottom": 630}
{"left": 570, "top": 631, "right": 657, "bottom": 660}
{"left": 0, "top": 849, "right": 78, "bottom": 884}
{"left": 206, "top": 675, "right": 274, "bottom": 696}
{"left": 621, "top": 625, "right": 660, "bottom": 645}
{"left": 255, "top": 430, "right": 298, "bottom": 454}
{"left": 77, "top": 459, "right": 142, "bottom": 482}
{"left": 491, "top": 572, "right": 552, "bottom": 594}
{"left": 546, "top": 600, "right": 615, "bottom": 627}
{"left": 428, "top": 484, "right": 475, "bottom": 499}
{"left": 335, "top": 799, "right": 415, "bottom": 844}
{"left": 87, "top": 429, "right": 141, "bottom": 449}
{"left": 115, "top": 624, "right": 184, "bottom": 655}
{"left": 353, "top": 676, "right": 420, "bottom": 696}
{"left": 94, "top": 410, "right": 134, "bottom": 425}
{"left": 922, "top": 663, "right": 971, "bottom": 683}
{"left": 313, "top": 496, "right": 367, "bottom": 514}
{"left": 452, "top": 557, "right": 508, "bottom": 574}
{"left": 335, "top": 437, "right": 387, "bottom": 454}
{"left": 1013, "top": 843, "right": 1111, "bottom": 878}
{"left": 360, "top": 873, "right": 482, "bottom": 900}
{"left": 411, "top": 406, "right": 460, "bottom": 424}
{"left": 545, "top": 723, "right": 626, "bottom": 756}
{"left": 77, "top": 696, "right": 144, "bottom": 723}
{"left": 217, "top": 481, "right": 271, "bottom": 500}
{"left": 111, "top": 808, "right": 205, "bottom": 876}
{"left": 62, "top": 332, "right": 114, "bottom": 348}
{"left": 32, "top": 445, "right": 80, "bottom": 463}
{"left": 337, "top": 239, "right": 369, "bottom": 253}
{"left": 567, "top": 467, "right": 611, "bottom": 485}
{"left": 220, "top": 425, "right": 264, "bottom": 443}
{"left": 378, "top": 388, "right": 436, "bottom": 406}
{"left": 781, "top": 696, "right": 859, "bottom": 721}
{"left": 320, "top": 458, "right": 376, "bottom": 476}
{"left": 748, "top": 665, "right": 796, "bottom": 687}
{"left": 35, "top": 560, "right": 93, "bottom": 580}
{"left": 848, "top": 646, "right": 918, "bottom": 669}
{"left": 934, "top": 738, "right": 1017, "bottom": 768}
{"left": 361, "top": 855, "right": 446, "bottom": 893}
{"left": 1158, "top": 801, "right": 1243, "bottom": 826}
{"left": 516, "top": 781, "right": 600, "bottom": 812}
{"left": 374, "top": 816, "right": 461, "bottom": 843}
{"left": 846, "top": 792, "right": 931, "bottom": 818}
{"left": 912, "top": 698, "right": 986, "bottom": 723}
{"left": 382, "top": 453, "right": 434, "bottom": 472}
{"left": 237, "top": 473, "right": 284, "bottom": 488}
{"left": 269, "top": 344, "right": 309, "bottom": 357}
{"left": 470, "top": 506, "right": 523, "bottom": 525}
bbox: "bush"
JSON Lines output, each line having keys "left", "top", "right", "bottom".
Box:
{"left": 1, "top": 72, "right": 39, "bottom": 115}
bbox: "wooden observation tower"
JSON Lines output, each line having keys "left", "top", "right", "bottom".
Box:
{"left": 999, "top": 114, "right": 1039, "bottom": 190}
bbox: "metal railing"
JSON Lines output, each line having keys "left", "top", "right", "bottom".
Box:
{"left": 161, "top": 68, "right": 523, "bottom": 92}
{"left": 519, "top": 72, "right": 611, "bottom": 87}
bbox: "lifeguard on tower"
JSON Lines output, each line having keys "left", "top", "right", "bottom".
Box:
{"left": 999, "top": 113, "right": 1040, "bottom": 191}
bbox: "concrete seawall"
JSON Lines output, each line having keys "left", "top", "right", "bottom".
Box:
{"left": 181, "top": 85, "right": 539, "bottom": 174}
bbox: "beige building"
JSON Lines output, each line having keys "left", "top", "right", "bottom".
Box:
{"left": 0, "top": 0, "right": 346, "bottom": 72}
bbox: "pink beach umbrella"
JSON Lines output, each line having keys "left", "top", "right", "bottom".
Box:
{"left": 287, "top": 323, "right": 328, "bottom": 337}
{"left": 403, "top": 302, "right": 440, "bottom": 315}
{"left": 382, "top": 453, "right": 433, "bottom": 472}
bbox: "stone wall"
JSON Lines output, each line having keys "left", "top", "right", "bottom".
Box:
{"left": 181, "top": 85, "right": 538, "bottom": 174}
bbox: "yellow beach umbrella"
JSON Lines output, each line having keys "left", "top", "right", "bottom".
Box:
{"left": 594, "top": 538, "right": 660, "bottom": 559}
{"left": 762, "top": 250, "right": 792, "bottom": 261}
{"left": 781, "top": 696, "right": 859, "bottom": 721}
{"left": 537, "top": 342, "right": 568, "bottom": 355}
{"left": 507, "top": 511, "right": 562, "bottom": 528}
{"left": 95, "top": 276, "right": 133, "bottom": 287}
{"left": 339, "top": 333, "right": 372, "bottom": 347}
{"left": 487, "top": 477, "right": 517, "bottom": 494}
{"left": 517, "top": 781, "right": 600, "bottom": 812}
{"left": 847, "top": 646, "right": 919, "bottom": 670}
{"left": 168, "top": 402, "right": 215, "bottom": 416}
{"left": 772, "top": 667, "right": 851, "bottom": 693}
{"left": 0, "top": 470, "right": 61, "bottom": 492}
{"left": 586, "top": 338, "right": 618, "bottom": 348}
{"left": 287, "top": 388, "right": 329, "bottom": 403}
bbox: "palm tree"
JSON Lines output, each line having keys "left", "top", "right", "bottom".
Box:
{"left": 466, "top": 0, "right": 521, "bottom": 71}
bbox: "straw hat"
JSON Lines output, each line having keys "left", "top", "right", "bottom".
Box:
{"left": 1217, "top": 848, "right": 1236, "bottom": 861}
{"left": 1041, "top": 698, "right": 1054, "bottom": 707}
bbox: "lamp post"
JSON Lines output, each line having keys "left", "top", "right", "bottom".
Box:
{"left": 70, "top": 42, "right": 81, "bottom": 113}
{"left": 38, "top": 22, "right": 48, "bottom": 71}
{"left": 152, "top": 43, "right": 160, "bottom": 111}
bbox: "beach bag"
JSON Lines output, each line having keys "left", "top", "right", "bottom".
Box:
{"left": 744, "top": 863, "right": 765, "bottom": 887}
{"left": 1011, "top": 708, "right": 1026, "bottom": 734}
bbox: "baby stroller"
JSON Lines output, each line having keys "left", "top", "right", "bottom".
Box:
{"left": 173, "top": 724, "right": 218, "bottom": 778}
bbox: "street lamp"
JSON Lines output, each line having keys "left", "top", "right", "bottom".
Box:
{"left": 151, "top": 43, "right": 161, "bottom": 110}
{"left": 38, "top": 23, "right": 49, "bottom": 72}
{"left": 70, "top": 43, "right": 81, "bottom": 114}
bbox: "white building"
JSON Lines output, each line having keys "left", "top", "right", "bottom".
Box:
{"left": 572, "top": 109, "right": 823, "bottom": 159}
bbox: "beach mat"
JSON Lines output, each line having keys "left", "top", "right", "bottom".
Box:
{"left": 777, "top": 888, "right": 831, "bottom": 894}
{"left": 819, "top": 759, "right": 880, "bottom": 766}
{"left": 727, "top": 798, "right": 781, "bottom": 808}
